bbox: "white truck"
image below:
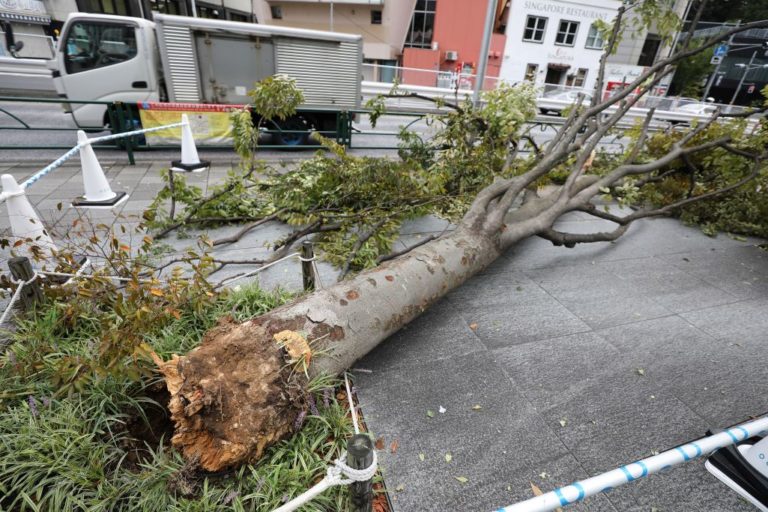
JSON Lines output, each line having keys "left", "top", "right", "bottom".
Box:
{"left": 27, "top": 12, "right": 362, "bottom": 141}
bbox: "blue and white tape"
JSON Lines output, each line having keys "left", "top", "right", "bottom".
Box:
{"left": 496, "top": 416, "right": 768, "bottom": 512}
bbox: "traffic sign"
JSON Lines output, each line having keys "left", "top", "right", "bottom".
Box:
{"left": 714, "top": 44, "right": 728, "bottom": 57}
{"left": 710, "top": 56, "right": 722, "bottom": 65}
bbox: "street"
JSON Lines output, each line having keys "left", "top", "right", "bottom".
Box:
{"left": 0, "top": 98, "right": 628, "bottom": 166}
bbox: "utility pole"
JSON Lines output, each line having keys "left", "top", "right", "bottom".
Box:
{"left": 730, "top": 50, "right": 757, "bottom": 105}
{"left": 330, "top": 2, "right": 334, "bottom": 31}
{"left": 702, "top": 21, "right": 740, "bottom": 101}
{"left": 190, "top": 0, "right": 198, "bottom": 17}
{"left": 473, "top": 0, "right": 497, "bottom": 107}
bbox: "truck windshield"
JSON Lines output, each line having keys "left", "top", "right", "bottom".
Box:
{"left": 64, "top": 21, "right": 137, "bottom": 74}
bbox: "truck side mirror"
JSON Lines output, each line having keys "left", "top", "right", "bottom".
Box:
{"left": 2, "top": 21, "right": 24, "bottom": 57}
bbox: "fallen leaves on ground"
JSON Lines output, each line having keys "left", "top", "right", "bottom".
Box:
{"left": 390, "top": 440, "right": 399, "bottom": 454}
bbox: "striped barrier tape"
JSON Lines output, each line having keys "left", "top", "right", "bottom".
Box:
{"left": 497, "top": 415, "right": 768, "bottom": 512}
{"left": 18, "top": 121, "right": 185, "bottom": 191}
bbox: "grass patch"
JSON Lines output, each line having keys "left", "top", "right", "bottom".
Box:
{"left": 0, "top": 282, "right": 361, "bottom": 511}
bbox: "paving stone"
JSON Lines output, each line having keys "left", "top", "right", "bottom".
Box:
{"left": 356, "top": 351, "right": 572, "bottom": 512}
{"left": 355, "top": 298, "right": 483, "bottom": 372}
{"left": 446, "top": 269, "right": 550, "bottom": 309}
{"left": 457, "top": 297, "right": 591, "bottom": 349}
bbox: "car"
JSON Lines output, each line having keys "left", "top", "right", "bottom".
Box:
{"left": 539, "top": 89, "right": 593, "bottom": 115}
{"left": 673, "top": 102, "right": 718, "bottom": 116}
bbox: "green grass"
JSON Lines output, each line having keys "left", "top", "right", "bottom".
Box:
{"left": 0, "top": 283, "right": 360, "bottom": 511}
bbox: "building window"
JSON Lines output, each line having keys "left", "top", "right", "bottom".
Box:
{"left": 149, "top": 0, "right": 181, "bottom": 14}
{"left": 524, "top": 63, "right": 538, "bottom": 82}
{"left": 555, "top": 20, "right": 579, "bottom": 46}
{"left": 229, "top": 12, "right": 250, "bottom": 22}
{"left": 566, "top": 68, "right": 588, "bottom": 88}
{"left": 522, "top": 15, "right": 546, "bottom": 43}
{"left": 638, "top": 34, "right": 661, "bottom": 66}
{"left": 76, "top": 0, "right": 133, "bottom": 16}
{"left": 197, "top": 4, "right": 222, "bottom": 18}
{"left": 270, "top": 5, "right": 283, "bottom": 19}
{"left": 371, "top": 10, "right": 382, "bottom": 24}
{"left": 585, "top": 23, "right": 603, "bottom": 49}
{"left": 404, "top": 0, "right": 436, "bottom": 49}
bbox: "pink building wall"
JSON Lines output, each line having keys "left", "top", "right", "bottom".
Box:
{"left": 402, "top": 0, "right": 506, "bottom": 88}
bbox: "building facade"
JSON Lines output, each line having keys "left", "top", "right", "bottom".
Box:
{"left": 499, "top": 0, "right": 620, "bottom": 93}
{"left": 399, "top": 0, "right": 507, "bottom": 89}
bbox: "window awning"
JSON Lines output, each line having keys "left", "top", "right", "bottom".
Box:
{"left": 547, "top": 63, "right": 571, "bottom": 70}
{"left": 0, "top": 11, "right": 51, "bottom": 25}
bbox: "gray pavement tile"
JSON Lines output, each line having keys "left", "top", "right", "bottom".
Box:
{"left": 558, "top": 294, "right": 671, "bottom": 329}
{"left": 446, "top": 269, "right": 550, "bottom": 309}
{"left": 356, "top": 351, "right": 572, "bottom": 512}
{"left": 353, "top": 298, "right": 483, "bottom": 372}
{"left": 457, "top": 297, "right": 592, "bottom": 349}
{"left": 492, "top": 332, "right": 624, "bottom": 411}
{"left": 602, "top": 257, "right": 741, "bottom": 314}
{"left": 400, "top": 215, "right": 454, "bottom": 235}
{"left": 659, "top": 245, "right": 768, "bottom": 300}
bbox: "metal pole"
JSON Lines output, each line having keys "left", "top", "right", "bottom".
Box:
{"left": 730, "top": 50, "right": 756, "bottom": 105}
{"left": 301, "top": 241, "right": 315, "bottom": 292}
{"left": 473, "top": 0, "right": 497, "bottom": 107}
{"left": 702, "top": 21, "right": 739, "bottom": 101}
{"left": 8, "top": 257, "right": 42, "bottom": 311}
{"left": 347, "top": 434, "right": 374, "bottom": 512}
{"left": 189, "top": 0, "right": 198, "bottom": 17}
{"left": 330, "top": 2, "right": 334, "bottom": 31}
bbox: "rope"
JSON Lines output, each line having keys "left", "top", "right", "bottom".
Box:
{"left": 271, "top": 451, "right": 378, "bottom": 512}
{"left": 38, "top": 270, "right": 164, "bottom": 285}
{"left": 218, "top": 252, "right": 302, "bottom": 287}
{"left": 0, "top": 274, "right": 37, "bottom": 326}
{"left": 344, "top": 372, "right": 360, "bottom": 435}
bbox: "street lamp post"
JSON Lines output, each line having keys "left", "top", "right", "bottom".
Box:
{"left": 730, "top": 51, "right": 768, "bottom": 105}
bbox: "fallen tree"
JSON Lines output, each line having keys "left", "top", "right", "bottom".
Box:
{"left": 156, "top": 3, "right": 768, "bottom": 472}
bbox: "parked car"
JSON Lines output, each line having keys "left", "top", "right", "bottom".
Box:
{"left": 539, "top": 89, "right": 593, "bottom": 115}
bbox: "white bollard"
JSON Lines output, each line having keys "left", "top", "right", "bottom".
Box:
{"left": 1, "top": 174, "right": 58, "bottom": 262}
{"left": 72, "top": 130, "right": 128, "bottom": 208}
{"left": 171, "top": 114, "right": 210, "bottom": 173}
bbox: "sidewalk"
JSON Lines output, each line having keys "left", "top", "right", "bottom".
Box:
{"left": 1, "top": 158, "right": 765, "bottom": 511}
{"left": 356, "top": 212, "right": 767, "bottom": 511}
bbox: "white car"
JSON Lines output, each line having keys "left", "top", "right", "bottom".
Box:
{"left": 539, "top": 89, "right": 593, "bottom": 115}
{"left": 673, "top": 102, "right": 718, "bottom": 116}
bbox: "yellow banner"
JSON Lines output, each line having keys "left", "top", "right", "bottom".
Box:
{"left": 138, "top": 104, "right": 241, "bottom": 146}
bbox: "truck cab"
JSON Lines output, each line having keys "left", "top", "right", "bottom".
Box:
{"left": 49, "top": 13, "right": 162, "bottom": 129}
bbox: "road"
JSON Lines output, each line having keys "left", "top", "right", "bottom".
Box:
{"left": 0, "top": 99, "right": 627, "bottom": 166}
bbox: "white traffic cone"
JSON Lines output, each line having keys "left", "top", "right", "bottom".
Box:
{"left": 72, "top": 130, "right": 128, "bottom": 208}
{"left": 171, "top": 114, "right": 210, "bottom": 173}
{"left": 2, "top": 174, "right": 58, "bottom": 262}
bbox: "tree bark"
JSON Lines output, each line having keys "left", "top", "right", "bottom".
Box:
{"left": 158, "top": 225, "right": 507, "bottom": 471}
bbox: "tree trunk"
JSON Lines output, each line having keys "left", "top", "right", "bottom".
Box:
{"left": 158, "top": 225, "right": 506, "bottom": 472}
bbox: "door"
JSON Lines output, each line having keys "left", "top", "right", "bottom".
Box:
{"left": 193, "top": 32, "right": 275, "bottom": 104}
{"left": 58, "top": 19, "right": 154, "bottom": 128}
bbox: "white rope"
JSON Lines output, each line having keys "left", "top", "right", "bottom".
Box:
{"left": 344, "top": 372, "right": 360, "bottom": 435}
{"left": 311, "top": 259, "right": 324, "bottom": 289}
{"left": 38, "top": 270, "right": 164, "bottom": 285}
{"left": 271, "top": 450, "right": 378, "bottom": 512}
{"left": 219, "top": 252, "right": 301, "bottom": 286}
{"left": 0, "top": 274, "right": 37, "bottom": 326}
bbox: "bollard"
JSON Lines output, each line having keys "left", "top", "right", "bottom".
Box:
{"left": 8, "top": 256, "right": 42, "bottom": 311}
{"left": 347, "top": 434, "right": 374, "bottom": 512}
{"left": 301, "top": 241, "right": 315, "bottom": 291}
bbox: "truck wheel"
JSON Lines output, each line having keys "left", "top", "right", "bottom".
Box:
{"left": 273, "top": 115, "right": 309, "bottom": 146}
